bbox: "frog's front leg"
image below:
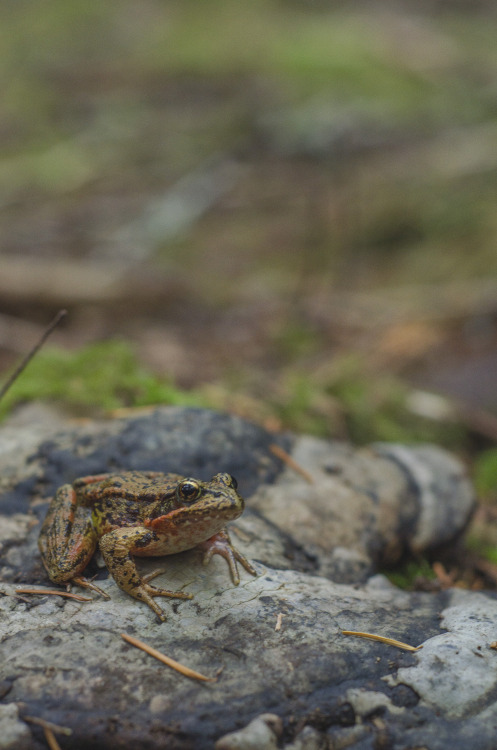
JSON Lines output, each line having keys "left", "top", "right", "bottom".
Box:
{"left": 98, "top": 527, "right": 193, "bottom": 622}
{"left": 38, "top": 484, "right": 105, "bottom": 596}
{"left": 198, "top": 528, "right": 257, "bottom": 585}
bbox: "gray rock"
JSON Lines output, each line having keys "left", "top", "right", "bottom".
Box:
{"left": 248, "top": 434, "right": 474, "bottom": 581}
{"left": 0, "top": 406, "right": 486, "bottom": 749}
{"left": 283, "top": 725, "right": 327, "bottom": 750}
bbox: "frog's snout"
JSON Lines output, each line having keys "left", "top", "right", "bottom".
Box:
{"left": 210, "top": 490, "right": 245, "bottom": 517}
{"left": 211, "top": 472, "right": 238, "bottom": 490}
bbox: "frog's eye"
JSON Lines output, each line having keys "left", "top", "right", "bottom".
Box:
{"left": 177, "top": 479, "right": 202, "bottom": 504}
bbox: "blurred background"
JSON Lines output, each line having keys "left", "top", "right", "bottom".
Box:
{"left": 1, "top": 0, "right": 496, "bottom": 464}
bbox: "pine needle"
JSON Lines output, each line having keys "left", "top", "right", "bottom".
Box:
{"left": 24, "top": 716, "right": 72, "bottom": 750}
{"left": 269, "top": 443, "right": 314, "bottom": 484}
{"left": 15, "top": 588, "right": 92, "bottom": 602}
{"left": 121, "top": 633, "right": 216, "bottom": 681}
{"left": 342, "top": 630, "right": 422, "bottom": 652}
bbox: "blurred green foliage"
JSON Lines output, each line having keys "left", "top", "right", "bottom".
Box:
{"left": 0, "top": 340, "right": 466, "bottom": 454}
{"left": 3, "top": 1, "right": 497, "bottom": 137}
{"left": 1, "top": 0, "right": 497, "bottom": 284}
{"left": 275, "top": 355, "right": 467, "bottom": 446}
{"left": 477, "top": 545, "right": 497, "bottom": 566}
{"left": 383, "top": 558, "right": 436, "bottom": 589}
{"left": 0, "top": 340, "right": 203, "bottom": 419}
{"left": 474, "top": 448, "right": 497, "bottom": 499}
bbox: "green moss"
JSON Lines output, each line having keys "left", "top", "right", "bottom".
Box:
{"left": 132, "top": 1, "right": 450, "bottom": 114}
{"left": 272, "top": 320, "right": 321, "bottom": 361}
{"left": 474, "top": 448, "right": 497, "bottom": 499}
{"left": 275, "top": 356, "right": 467, "bottom": 446}
{"left": 480, "top": 546, "right": 497, "bottom": 566}
{"left": 465, "top": 533, "right": 497, "bottom": 567}
{"left": 384, "top": 558, "right": 436, "bottom": 590}
{"left": 275, "top": 374, "right": 332, "bottom": 438}
{"left": 0, "top": 340, "right": 204, "bottom": 419}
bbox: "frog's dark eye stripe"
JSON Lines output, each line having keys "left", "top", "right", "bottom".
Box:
{"left": 227, "top": 474, "right": 238, "bottom": 490}
{"left": 177, "top": 479, "right": 202, "bottom": 504}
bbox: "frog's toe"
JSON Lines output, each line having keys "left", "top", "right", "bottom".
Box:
{"left": 143, "top": 583, "right": 194, "bottom": 601}
{"left": 137, "top": 566, "right": 193, "bottom": 597}
{"left": 200, "top": 530, "right": 257, "bottom": 584}
{"left": 132, "top": 583, "right": 192, "bottom": 622}
{"left": 134, "top": 590, "right": 168, "bottom": 622}
{"left": 72, "top": 576, "right": 111, "bottom": 600}
{"left": 141, "top": 567, "right": 167, "bottom": 583}
{"left": 234, "top": 551, "right": 257, "bottom": 577}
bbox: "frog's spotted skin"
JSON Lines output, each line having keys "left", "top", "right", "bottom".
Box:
{"left": 38, "top": 471, "right": 256, "bottom": 621}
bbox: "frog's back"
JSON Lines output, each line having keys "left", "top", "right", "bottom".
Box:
{"left": 75, "top": 471, "right": 182, "bottom": 507}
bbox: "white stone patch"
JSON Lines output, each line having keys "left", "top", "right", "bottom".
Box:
{"left": 215, "top": 713, "right": 282, "bottom": 750}
{"left": 385, "top": 591, "right": 497, "bottom": 719}
{"left": 346, "top": 687, "right": 405, "bottom": 719}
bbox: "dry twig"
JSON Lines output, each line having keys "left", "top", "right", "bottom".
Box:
{"left": 342, "top": 630, "right": 422, "bottom": 652}
{"left": 269, "top": 444, "right": 314, "bottom": 484}
{"left": 0, "top": 309, "right": 66, "bottom": 402}
{"left": 15, "top": 588, "right": 92, "bottom": 602}
{"left": 121, "top": 633, "right": 216, "bottom": 681}
{"left": 43, "top": 728, "right": 61, "bottom": 750}
{"left": 24, "top": 715, "right": 71, "bottom": 750}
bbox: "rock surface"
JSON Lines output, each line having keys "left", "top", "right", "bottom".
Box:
{"left": 0, "top": 405, "right": 492, "bottom": 750}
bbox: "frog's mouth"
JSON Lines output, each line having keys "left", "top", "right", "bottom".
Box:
{"left": 145, "top": 497, "right": 244, "bottom": 536}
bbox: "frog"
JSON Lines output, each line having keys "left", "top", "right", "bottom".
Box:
{"left": 38, "top": 470, "right": 256, "bottom": 621}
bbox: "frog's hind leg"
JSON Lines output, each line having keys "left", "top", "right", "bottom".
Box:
{"left": 38, "top": 484, "right": 100, "bottom": 592}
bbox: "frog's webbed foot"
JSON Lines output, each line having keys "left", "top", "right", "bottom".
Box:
{"left": 141, "top": 566, "right": 193, "bottom": 591}
{"left": 141, "top": 567, "right": 167, "bottom": 583}
{"left": 71, "top": 576, "right": 111, "bottom": 600}
{"left": 199, "top": 528, "right": 257, "bottom": 585}
{"left": 128, "top": 582, "right": 193, "bottom": 623}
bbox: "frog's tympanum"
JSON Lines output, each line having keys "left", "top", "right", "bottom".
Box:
{"left": 38, "top": 471, "right": 256, "bottom": 621}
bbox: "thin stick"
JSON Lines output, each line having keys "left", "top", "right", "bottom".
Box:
{"left": 121, "top": 633, "right": 216, "bottom": 681}
{"left": 0, "top": 309, "right": 67, "bottom": 402}
{"left": 43, "top": 728, "right": 62, "bottom": 750}
{"left": 15, "top": 588, "right": 92, "bottom": 602}
{"left": 342, "top": 630, "right": 422, "bottom": 652}
{"left": 24, "top": 716, "right": 71, "bottom": 749}
{"left": 269, "top": 444, "right": 314, "bottom": 484}
{"left": 23, "top": 716, "right": 72, "bottom": 736}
